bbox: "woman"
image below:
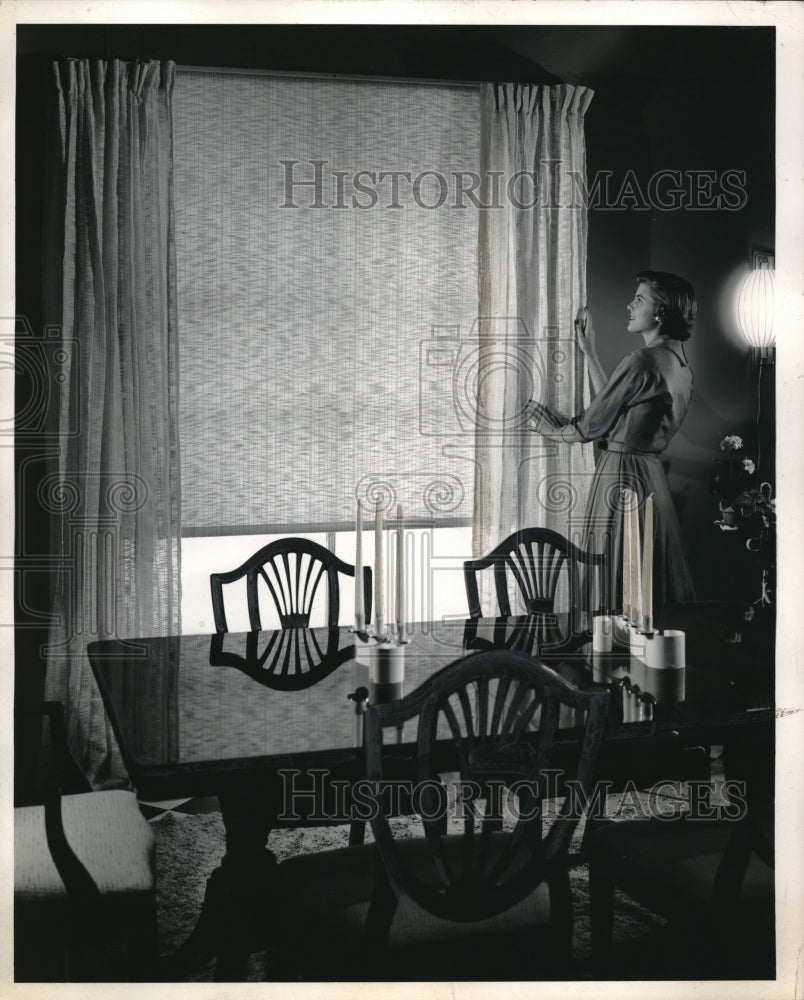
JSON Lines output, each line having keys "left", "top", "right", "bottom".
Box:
{"left": 528, "top": 270, "right": 696, "bottom": 612}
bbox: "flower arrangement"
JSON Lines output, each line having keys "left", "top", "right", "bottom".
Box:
{"left": 710, "top": 434, "right": 776, "bottom": 551}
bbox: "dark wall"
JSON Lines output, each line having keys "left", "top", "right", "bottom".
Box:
{"left": 582, "top": 31, "right": 775, "bottom": 602}
{"left": 16, "top": 23, "right": 561, "bottom": 79}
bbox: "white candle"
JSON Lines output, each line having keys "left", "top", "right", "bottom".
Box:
{"left": 375, "top": 501, "right": 384, "bottom": 630}
{"left": 395, "top": 504, "right": 404, "bottom": 631}
{"left": 642, "top": 494, "right": 654, "bottom": 630}
{"left": 631, "top": 491, "right": 643, "bottom": 629}
{"left": 354, "top": 500, "right": 363, "bottom": 626}
{"left": 622, "top": 489, "right": 631, "bottom": 619}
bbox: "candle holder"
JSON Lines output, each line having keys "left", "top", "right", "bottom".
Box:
{"left": 627, "top": 625, "right": 686, "bottom": 671}
{"left": 353, "top": 630, "right": 379, "bottom": 666}
{"left": 369, "top": 640, "right": 405, "bottom": 685}
{"left": 612, "top": 615, "right": 632, "bottom": 646}
{"left": 645, "top": 629, "right": 685, "bottom": 670}
{"left": 592, "top": 614, "right": 614, "bottom": 653}
{"left": 369, "top": 678, "right": 405, "bottom": 705}
{"left": 607, "top": 613, "right": 685, "bottom": 669}
{"left": 372, "top": 617, "right": 388, "bottom": 644}
{"left": 627, "top": 623, "right": 648, "bottom": 651}
{"left": 353, "top": 619, "right": 410, "bottom": 663}
{"left": 626, "top": 648, "right": 686, "bottom": 702}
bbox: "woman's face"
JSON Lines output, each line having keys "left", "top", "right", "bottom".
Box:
{"left": 627, "top": 282, "right": 660, "bottom": 336}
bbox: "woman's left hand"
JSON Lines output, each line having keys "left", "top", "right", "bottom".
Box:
{"left": 575, "top": 306, "right": 597, "bottom": 357}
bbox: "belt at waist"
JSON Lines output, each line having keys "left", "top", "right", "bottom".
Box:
{"left": 597, "top": 439, "right": 657, "bottom": 456}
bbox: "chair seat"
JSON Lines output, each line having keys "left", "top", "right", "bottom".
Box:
{"left": 590, "top": 815, "right": 775, "bottom": 979}
{"left": 15, "top": 790, "right": 155, "bottom": 901}
{"left": 278, "top": 833, "right": 557, "bottom": 980}
{"left": 593, "top": 816, "right": 773, "bottom": 910}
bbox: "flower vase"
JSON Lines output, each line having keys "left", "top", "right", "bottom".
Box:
{"left": 718, "top": 503, "right": 738, "bottom": 528}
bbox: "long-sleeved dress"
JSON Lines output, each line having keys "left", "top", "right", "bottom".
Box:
{"left": 572, "top": 336, "right": 696, "bottom": 610}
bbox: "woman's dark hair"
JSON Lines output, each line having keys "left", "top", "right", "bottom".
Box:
{"left": 636, "top": 270, "right": 697, "bottom": 341}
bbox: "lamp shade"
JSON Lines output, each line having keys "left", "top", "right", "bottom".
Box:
{"left": 736, "top": 265, "right": 774, "bottom": 351}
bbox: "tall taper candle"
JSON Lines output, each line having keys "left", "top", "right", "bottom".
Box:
{"left": 395, "top": 504, "right": 404, "bottom": 631}
{"left": 622, "top": 489, "right": 631, "bottom": 620}
{"left": 354, "top": 500, "right": 364, "bottom": 628}
{"left": 630, "top": 490, "right": 643, "bottom": 629}
{"left": 374, "top": 501, "right": 384, "bottom": 633}
{"left": 642, "top": 494, "right": 654, "bottom": 630}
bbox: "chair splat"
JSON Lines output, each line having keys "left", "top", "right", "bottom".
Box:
{"left": 211, "top": 537, "right": 372, "bottom": 632}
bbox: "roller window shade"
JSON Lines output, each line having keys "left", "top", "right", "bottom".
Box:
{"left": 174, "top": 71, "right": 481, "bottom": 535}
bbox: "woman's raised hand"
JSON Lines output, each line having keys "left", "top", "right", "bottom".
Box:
{"left": 525, "top": 400, "right": 564, "bottom": 434}
{"left": 575, "top": 306, "right": 596, "bottom": 356}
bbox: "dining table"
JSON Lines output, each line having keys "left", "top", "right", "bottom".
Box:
{"left": 87, "top": 602, "right": 775, "bottom": 980}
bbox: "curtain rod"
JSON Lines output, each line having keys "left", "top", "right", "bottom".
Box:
{"left": 177, "top": 64, "right": 483, "bottom": 89}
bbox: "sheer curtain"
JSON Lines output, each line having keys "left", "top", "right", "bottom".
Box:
{"left": 43, "top": 59, "right": 181, "bottom": 785}
{"left": 473, "top": 83, "right": 596, "bottom": 608}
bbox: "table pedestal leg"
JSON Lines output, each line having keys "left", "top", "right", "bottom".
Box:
{"left": 219, "top": 783, "right": 279, "bottom": 874}
{"left": 158, "top": 779, "right": 281, "bottom": 982}
{"left": 215, "top": 784, "right": 280, "bottom": 980}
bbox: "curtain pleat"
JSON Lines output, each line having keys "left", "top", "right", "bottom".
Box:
{"left": 43, "top": 58, "right": 181, "bottom": 786}
{"left": 473, "top": 83, "right": 595, "bottom": 612}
